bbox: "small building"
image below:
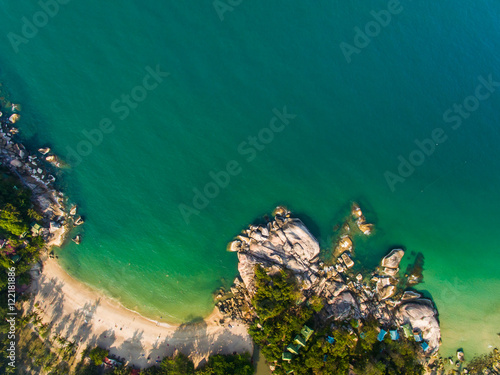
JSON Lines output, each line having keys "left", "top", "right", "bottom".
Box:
{"left": 31, "top": 223, "right": 42, "bottom": 236}
{"left": 413, "top": 329, "right": 423, "bottom": 342}
{"left": 301, "top": 325, "right": 314, "bottom": 341}
{"left": 390, "top": 330, "right": 399, "bottom": 341}
{"left": 287, "top": 343, "right": 301, "bottom": 355}
{"left": 282, "top": 352, "right": 293, "bottom": 361}
{"left": 402, "top": 324, "right": 413, "bottom": 338}
{"left": 377, "top": 329, "right": 387, "bottom": 342}
{"left": 323, "top": 354, "right": 328, "bottom": 362}
{"left": 326, "top": 336, "right": 335, "bottom": 345}
{"left": 294, "top": 335, "right": 307, "bottom": 347}
{"left": 421, "top": 342, "right": 430, "bottom": 352}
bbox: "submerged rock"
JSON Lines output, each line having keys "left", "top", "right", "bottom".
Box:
{"left": 357, "top": 222, "right": 373, "bottom": 235}
{"left": 351, "top": 203, "right": 363, "bottom": 218}
{"left": 8, "top": 114, "right": 20, "bottom": 123}
{"left": 337, "top": 235, "right": 353, "bottom": 252}
{"left": 74, "top": 216, "right": 84, "bottom": 226}
{"left": 45, "top": 154, "right": 61, "bottom": 167}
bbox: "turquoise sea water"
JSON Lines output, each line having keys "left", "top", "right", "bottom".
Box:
{"left": 1, "top": 1, "right": 499, "bottom": 357}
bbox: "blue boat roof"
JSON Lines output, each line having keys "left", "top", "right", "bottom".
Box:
{"left": 390, "top": 330, "right": 399, "bottom": 340}
{"left": 377, "top": 329, "right": 387, "bottom": 342}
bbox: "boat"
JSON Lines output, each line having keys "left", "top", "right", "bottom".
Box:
{"left": 69, "top": 205, "right": 77, "bottom": 216}
{"left": 38, "top": 147, "right": 51, "bottom": 155}
{"left": 72, "top": 235, "right": 81, "bottom": 245}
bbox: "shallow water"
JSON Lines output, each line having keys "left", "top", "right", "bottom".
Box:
{"left": 0, "top": 0, "right": 499, "bottom": 357}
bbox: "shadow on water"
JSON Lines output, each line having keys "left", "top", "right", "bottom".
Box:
{"left": 294, "top": 212, "right": 322, "bottom": 241}
{"left": 402, "top": 252, "right": 425, "bottom": 285}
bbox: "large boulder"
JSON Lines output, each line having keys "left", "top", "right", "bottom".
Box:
{"left": 396, "top": 299, "right": 441, "bottom": 354}
{"left": 381, "top": 248, "right": 405, "bottom": 269}
{"left": 324, "top": 292, "right": 360, "bottom": 321}
{"left": 234, "top": 215, "right": 320, "bottom": 295}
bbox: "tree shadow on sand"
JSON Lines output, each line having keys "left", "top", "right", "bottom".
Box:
{"left": 169, "top": 317, "right": 208, "bottom": 356}
{"left": 115, "top": 329, "right": 146, "bottom": 365}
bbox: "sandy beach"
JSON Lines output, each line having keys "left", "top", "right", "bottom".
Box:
{"left": 24, "top": 258, "right": 253, "bottom": 369}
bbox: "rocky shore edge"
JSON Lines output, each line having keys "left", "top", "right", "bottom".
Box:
{"left": 216, "top": 205, "right": 451, "bottom": 373}
{"left": 0, "top": 103, "right": 79, "bottom": 251}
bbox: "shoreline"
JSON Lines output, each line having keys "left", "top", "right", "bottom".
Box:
{"left": 25, "top": 257, "right": 253, "bottom": 369}
{"left": 0, "top": 92, "right": 253, "bottom": 369}
{"left": 0, "top": 106, "right": 73, "bottom": 249}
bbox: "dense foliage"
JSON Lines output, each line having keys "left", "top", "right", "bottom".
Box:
{"left": 248, "top": 265, "right": 425, "bottom": 375}
{"left": 74, "top": 351, "right": 254, "bottom": 375}
{"left": 0, "top": 169, "right": 47, "bottom": 374}
{"left": 89, "top": 347, "right": 109, "bottom": 366}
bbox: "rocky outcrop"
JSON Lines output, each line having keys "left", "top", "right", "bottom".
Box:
{"left": 215, "top": 278, "right": 254, "bottom": 323}
{"left": 0, "top": 108, "right": 75, "bottom": 248}
{"left": 229, "top": 209, "right": 320, "bottom": 294}
{"left": 324, "top": 291, "right": 360, "bottom": 321}
{"left": 229, "top": 206, "right": 441, "bottom": 357}
{"left": 377, "top": 249, "right": 404, "bottom": 297}
{"left": 352, "top": 203, "right": 374, "bottom": 235}
{"left": 381, "top": 249, "right": 405, "bottom": 269}
{"left": 396, "top": 299, "right": 441, "bottom": 354}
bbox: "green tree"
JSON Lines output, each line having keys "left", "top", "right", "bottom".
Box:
{"left": 88, "top": 346, "right": 108, "bottom": 366}
{"left": 0, "top": 203, "right": 28, "bottom": 236}
{"left": 199, "top": 353, "right": 253, "bottom": 375}
{"left": 159, "top": 353, "right": 194, "bottom": 375}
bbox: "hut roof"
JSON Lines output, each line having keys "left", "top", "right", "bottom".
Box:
{"left": 377, "top": 329, "right": 387, "bottom": 342}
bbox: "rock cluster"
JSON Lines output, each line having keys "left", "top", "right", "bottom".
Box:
{"left": 228, "top": 206, "right": 441, "bottom": 354}
{"left": 229, "top": 208, "right": 320, "bottom": 294}
{"left": 215, "top": 278, "right": 254, "bottom": 323}
{"left": 0, "top": 109, "right": 76, "bottom": 247}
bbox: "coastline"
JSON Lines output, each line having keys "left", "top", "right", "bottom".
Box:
{"left": 0, "top": 105, "right": 72, "bottom": 249}
{"left": 0, "top": 91, "right": 253, "bottom": 370}
{"left": 24, "top": 257, "right": 253, "bottom": 368}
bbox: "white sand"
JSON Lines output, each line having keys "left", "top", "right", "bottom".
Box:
{"left": 24, "top": 258, "right": 253, "bottom": 369}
